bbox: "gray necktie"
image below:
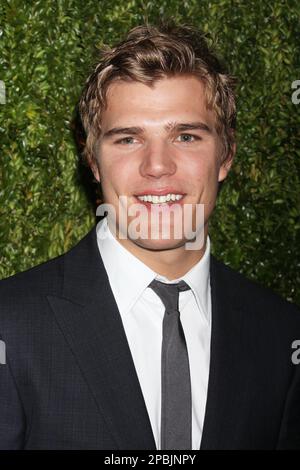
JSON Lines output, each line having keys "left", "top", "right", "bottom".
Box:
{"left": 149, "top": 279, "right": 192, "bottom": 450}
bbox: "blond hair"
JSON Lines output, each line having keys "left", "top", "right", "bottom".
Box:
{"left": 79, "top": 20, "right": 237, "bottom": 165}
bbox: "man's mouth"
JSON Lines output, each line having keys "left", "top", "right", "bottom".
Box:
{"left": 133, "top": 191, "right": 186, "bottom": 209}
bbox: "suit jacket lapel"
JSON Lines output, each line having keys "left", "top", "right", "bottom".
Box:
{"left": 200, "top": 255, "right": 253, "bottom": 450}
{"left": 47, "top": 225, "right": 156, "bottom": 450}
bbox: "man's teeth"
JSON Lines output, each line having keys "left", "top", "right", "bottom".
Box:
{"left": 137, "top": 194, "right": 184, "bottom": 203}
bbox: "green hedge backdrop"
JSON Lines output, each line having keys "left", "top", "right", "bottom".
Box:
{"left": 0, "top": 0, "right": 300, "bottom": 305}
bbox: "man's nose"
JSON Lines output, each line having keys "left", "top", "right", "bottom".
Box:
{"left": 139, "top": 140, "right": 177, "bottom": 178}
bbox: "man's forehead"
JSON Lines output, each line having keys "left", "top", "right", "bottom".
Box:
{"left": 106, "top": 74, "right": 206, "bottom": 96}
{"left": 102, "top": 76, "right": 214, "bottom": 131}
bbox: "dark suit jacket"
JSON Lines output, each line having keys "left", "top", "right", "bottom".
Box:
{"left": 1, "top": 224, "right": 300, "bottom": 450}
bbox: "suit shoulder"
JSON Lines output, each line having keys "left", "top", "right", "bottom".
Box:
{"left": 0, "top": 227, "right": 95, "bottom": 304}
{"left": 211, "top": 254, "right": 300, "bottom": 321}
{"left": 0, "top": 252, "right": 65, "bottom": 302}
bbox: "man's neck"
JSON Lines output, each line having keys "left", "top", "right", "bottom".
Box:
{"left": 107, "top": 220, "right": 208, "bottom": 280}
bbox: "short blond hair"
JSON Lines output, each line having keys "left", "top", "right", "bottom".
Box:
{"left": 79, "top": 19, "right": 237, "bottom": 165}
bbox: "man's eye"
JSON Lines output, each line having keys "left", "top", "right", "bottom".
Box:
{"left": 114, "top": 134, "right": 201, "bottom": 145}
{"left": 115, "top": 137, "right": 136, "bottom": 144}
{"left": 177, "top": 134, "right": 200, "bottom": 143}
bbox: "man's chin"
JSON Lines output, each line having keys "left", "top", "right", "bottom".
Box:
{"left": 126, "top": 236, "right": 188, "bottom": 252}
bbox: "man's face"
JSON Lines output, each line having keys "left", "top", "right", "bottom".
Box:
{"left": 92, "top": 75, "right": 234, "bottom": 251}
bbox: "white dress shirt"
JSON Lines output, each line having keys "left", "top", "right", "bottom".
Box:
{"left": 96, "top": 216, "right": 212, "bottom": 450}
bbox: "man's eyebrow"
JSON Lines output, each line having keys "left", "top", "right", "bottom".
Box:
{"left": 102, "top": 126, "right": 144, "bottom": 139}
{"left": 165, "top": 121, "right": 212, "bottom": 134}
{"left": 102, "top": 121, "right": 212, "bottom": 139}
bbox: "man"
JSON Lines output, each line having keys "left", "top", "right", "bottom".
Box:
{"left": 0, "top": 21, "right": 300, "bottom": 450}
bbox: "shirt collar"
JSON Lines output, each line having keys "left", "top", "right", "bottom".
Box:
{"left": 96, "top": 216, "right": 211, "bottom": 324}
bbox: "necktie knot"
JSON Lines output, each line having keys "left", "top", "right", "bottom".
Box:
{"left": 149, "top": 279, "right": 191, "bottom": 314}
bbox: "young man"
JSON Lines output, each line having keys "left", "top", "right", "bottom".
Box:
{"left": 0, "top": 21, "right": 300, "bottom": 450}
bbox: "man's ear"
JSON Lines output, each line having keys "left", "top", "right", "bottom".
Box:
{"left": 218, "top": 141, "right": 236, "bottom": 183}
